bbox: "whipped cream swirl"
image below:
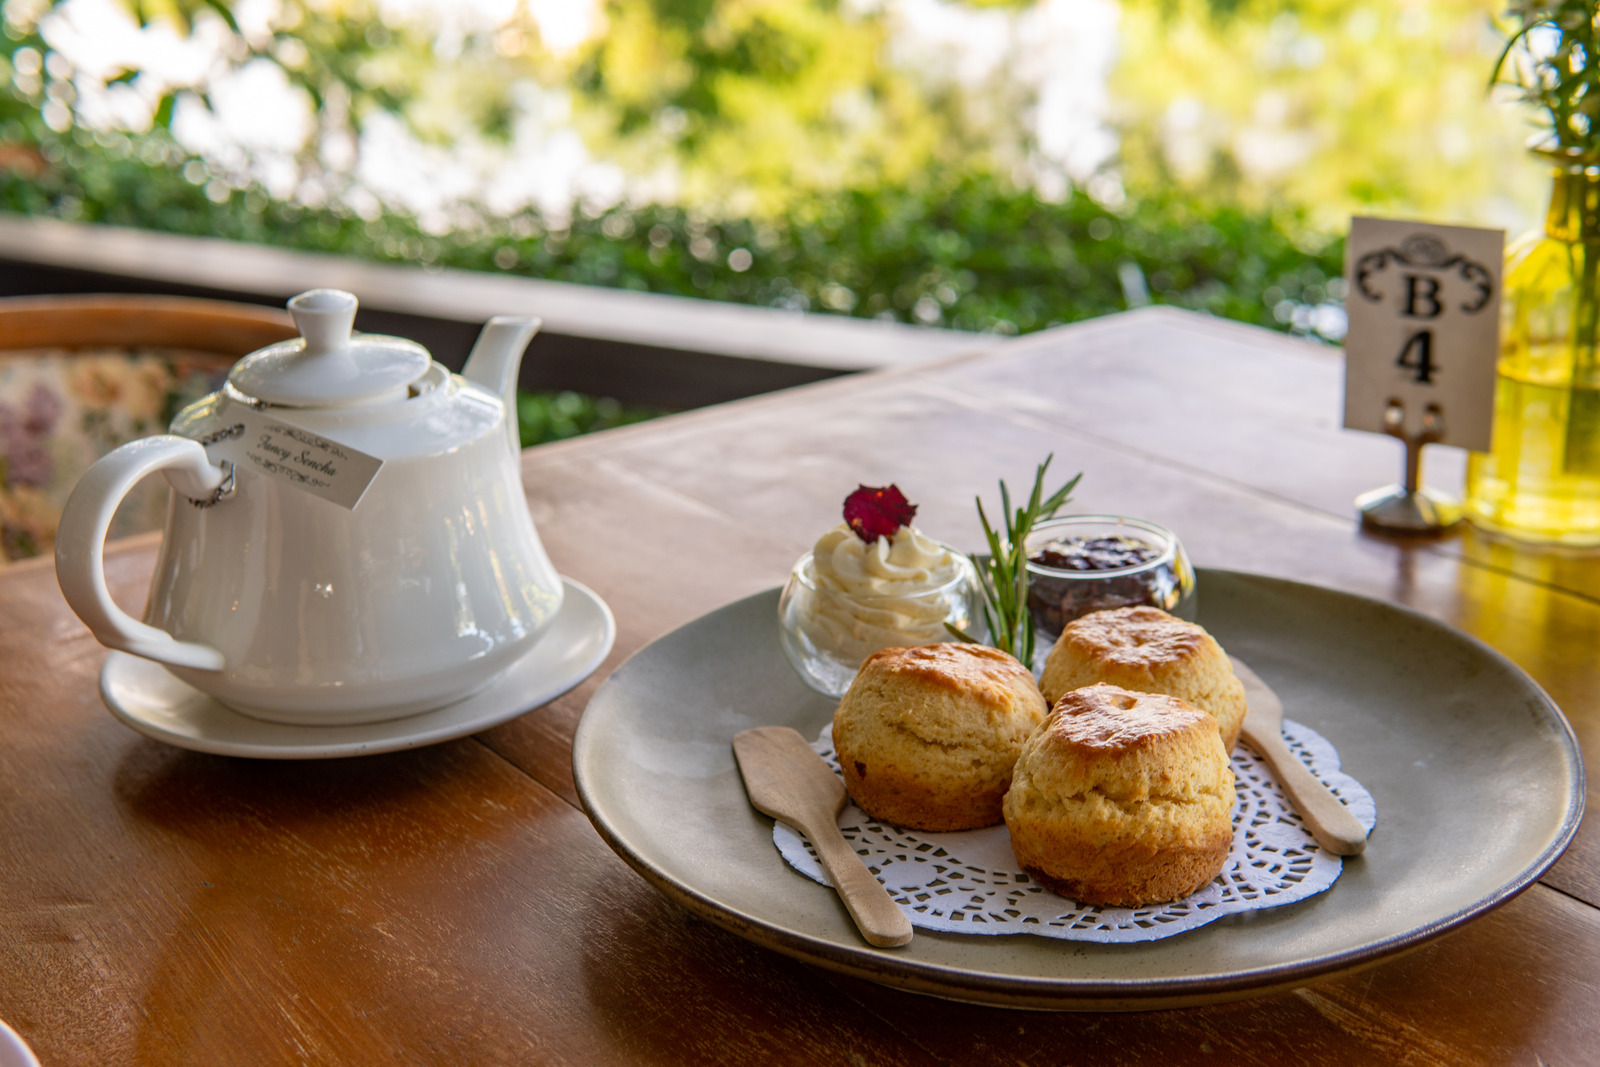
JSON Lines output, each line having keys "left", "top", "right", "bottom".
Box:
{"left": 795, "top": 523, "right": 969, "bottom": 660}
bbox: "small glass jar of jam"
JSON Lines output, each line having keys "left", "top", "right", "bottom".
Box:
{"left": 1024, "top": 515, "right": 1196, "bottom": 648}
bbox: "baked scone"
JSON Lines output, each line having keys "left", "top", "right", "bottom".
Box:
{"left": 1004, "top": 683, "right": 1235, "bottom": 906}
{"left": 832, "top": 643, "right": 1048, "bottom": 831}
{"left": 1038, "top": 605, "right": 1247, "bottom": 751}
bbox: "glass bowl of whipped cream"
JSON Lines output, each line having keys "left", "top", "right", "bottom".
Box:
{"left": 778, "top": 523, "right": 983, "bottom": 697}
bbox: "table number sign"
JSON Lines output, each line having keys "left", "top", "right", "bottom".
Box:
{"left": 1342, "top": 217, "right": 1504, "bottom": 532}
{"left": 196, "top": 406, "right": 384, "bottom": 511}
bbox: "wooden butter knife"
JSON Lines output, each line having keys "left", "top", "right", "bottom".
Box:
{"left": 1229, "top": 657, "right": 1369, "bottom": 856}
{"left": 732, "top": 726, "right": 913, "bottom": 948}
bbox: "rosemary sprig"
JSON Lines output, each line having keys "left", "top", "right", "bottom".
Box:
{"left": 946, "top": 455, "right": 1081, "bottom": 666}
{"left": 1492, "top": 2, "right": 1600, "bottom": 159}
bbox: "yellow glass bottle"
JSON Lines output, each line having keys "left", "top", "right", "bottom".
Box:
{"left": 1465, "top": 159, "right": 1600, "bottom": 544}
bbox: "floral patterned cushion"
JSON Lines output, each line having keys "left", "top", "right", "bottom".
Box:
{"left": 0, "top": 348, "right": 230, "bottom": 562}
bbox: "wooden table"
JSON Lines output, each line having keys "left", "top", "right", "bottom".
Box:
{"left": 2, "top": 307, "right": 1595, "bottom": 1064}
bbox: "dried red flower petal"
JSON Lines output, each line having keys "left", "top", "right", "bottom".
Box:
{"left": 843, "top": 484, "right": 917, "bottom": 544}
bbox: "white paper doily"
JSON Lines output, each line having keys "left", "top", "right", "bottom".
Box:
{"left": 774, "top": 721, "right": 1377, "bottom": 943}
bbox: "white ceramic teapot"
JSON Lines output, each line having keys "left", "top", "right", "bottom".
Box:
{"left": 55, "top": 289, "right": 565, "bottom": 725}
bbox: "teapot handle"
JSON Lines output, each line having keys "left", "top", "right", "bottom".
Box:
{"left": 55, "top": 436, "right": 229, "bottom": 672}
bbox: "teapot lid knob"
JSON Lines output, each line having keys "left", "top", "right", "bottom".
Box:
{"left": 228, "top": 289, "right": 432, "bottom": 407}
{"left": 289, "top": 289, "right": 358, "bottom": 355}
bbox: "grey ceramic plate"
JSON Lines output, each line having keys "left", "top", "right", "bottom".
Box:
{"left": 573, "top": 569, "right": 1584, "bottom": 1010}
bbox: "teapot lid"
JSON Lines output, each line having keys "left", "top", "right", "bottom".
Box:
{"left": 228, "top": 289, "right": 431, "bottom": 407}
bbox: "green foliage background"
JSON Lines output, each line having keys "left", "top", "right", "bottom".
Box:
{"left": 0, "top": 125, "right": 1343, "bottom": 340}
{"left": 0, "top": 0, "right": 1540, "bottom": 443}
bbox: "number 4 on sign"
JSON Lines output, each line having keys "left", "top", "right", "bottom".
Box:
{"left": 1396, "top": 330, "right": 1435, "bottom": 384}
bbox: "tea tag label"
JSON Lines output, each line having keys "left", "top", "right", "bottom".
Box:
{"left": 196, "top": 408, "right": 383, "bottom": 510}
{"left": 1342, "top": 217, "right": 1503, "bottom": 452}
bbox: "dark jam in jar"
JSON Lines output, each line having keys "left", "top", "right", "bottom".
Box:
{"left": 1027, "top": 534, "right": 1179, "bottom": 642}
{"left": 1030, "top": 535, "right": 1159, "bottom": 573}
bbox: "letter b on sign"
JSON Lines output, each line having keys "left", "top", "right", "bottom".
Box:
{"left": 1402, "top": 275, "right": 1442, "bottom": 319}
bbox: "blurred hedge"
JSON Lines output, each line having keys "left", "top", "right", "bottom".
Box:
{"left": 516, "top": 390, "right": 659, "bottom": 448}
{"left": 0, "top": 127, "right": 1345, "bottom": 346}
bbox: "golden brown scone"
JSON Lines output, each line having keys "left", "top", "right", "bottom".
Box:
{"left": 1004, "top": 683, "right": 1235, "bottom": 906}
{"left": 832, "top": 643, "right": 1048, "bottom": 831}
{"left": 1038, "top": 605, "right": 1247, "bottom": 751}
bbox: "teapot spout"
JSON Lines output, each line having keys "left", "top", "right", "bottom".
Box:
{"left": 462, "top": 316, "right": 541, "bottom": 453}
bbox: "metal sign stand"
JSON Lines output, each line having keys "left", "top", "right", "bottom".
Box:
{"left": 1355, "top": 397, "right": 1462, "bottom": 534}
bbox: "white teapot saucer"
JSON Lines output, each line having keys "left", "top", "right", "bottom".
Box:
{"left": 0, "top": 1018, "right": 40, "bottom": 1067}
{"left": 99, "top": 578, "right": 614, "bottom": 759}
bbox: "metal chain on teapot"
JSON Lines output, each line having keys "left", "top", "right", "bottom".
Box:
{"left": 187, "top": 461, "right": 236, "bottom": 509}
{"left": 188, "top": 423, "right": 245, "bottom": 508}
